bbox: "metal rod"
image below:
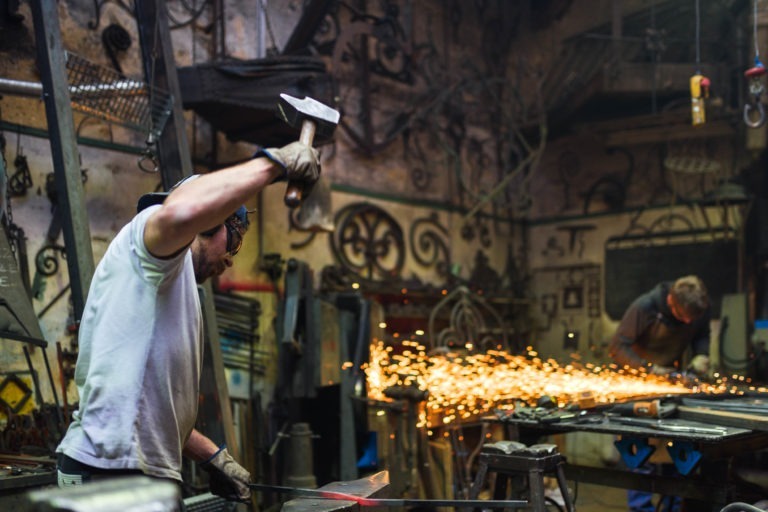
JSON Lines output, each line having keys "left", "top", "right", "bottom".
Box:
{"left": 31, "top": 0, "right": 96, "bottom": 321}
{"left": 248, "top": 483, "right": 528, "bottom": 508}
{"left": 0, "top": 78, "right": 44, "bottom": 97}
{"left": 22, "top": 345, "right": 45, "bottom": 407}
{"left": 41, "top": 345, "right": 64, "bottom": 428}
{"left": 0, "top": 77, "right": 148, "bottom": 99}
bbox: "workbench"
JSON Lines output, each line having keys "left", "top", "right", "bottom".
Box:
{"left": 487, "top": 396, "right": 768, "bottom": 511}
{"left": 0, "top": 454, "right": 57, "bottom": 509}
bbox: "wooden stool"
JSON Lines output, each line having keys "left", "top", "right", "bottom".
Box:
{"left": 468, "top": 441, "right": 575, "bottom": 512}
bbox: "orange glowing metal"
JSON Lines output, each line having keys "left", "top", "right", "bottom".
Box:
{"left": 364, "top": 340, "right": 766, "bottom": 428}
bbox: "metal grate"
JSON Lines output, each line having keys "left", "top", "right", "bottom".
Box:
{"left": 64, "top": 51, "right": 173, "bottom": 139}
{"left": 183, "top": 492, "right": 237, "bottom": 512}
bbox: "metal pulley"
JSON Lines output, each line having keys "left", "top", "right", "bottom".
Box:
{"left": 744, "top": 60, "right": 767, "bottom": 128}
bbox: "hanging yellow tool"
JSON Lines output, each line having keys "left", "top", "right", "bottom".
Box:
{"left": 690, "top": 73, "right": 710, "bottom": 126}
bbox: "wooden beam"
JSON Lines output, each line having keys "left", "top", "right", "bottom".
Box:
{"left": 601, "top": 120, "right": 734, "bottom": 147}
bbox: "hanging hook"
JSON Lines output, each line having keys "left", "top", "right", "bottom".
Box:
{"left": 744, "top": 59, "right": 767, "bottom": 128}
{"left": 138, "top": 133, "right": 159, "bottom": 173}
{"left": 744, "top": 101, "right": 766, "bottom": 128}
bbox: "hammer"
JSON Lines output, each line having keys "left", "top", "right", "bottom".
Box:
{"left": 277, "top": 93, "right": 340, "bottom": 208}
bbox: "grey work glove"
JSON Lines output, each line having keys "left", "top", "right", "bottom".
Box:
{"left": 649, "top": 364, "right": 676, "bottom": 376}
{"left": 200, "top": 447, "right": 252, "bottom": 502}
{"left": 688, "top": 354, "right": 710, "bottom": 376}
{"left": 257, "top": 142, "right": 321, "bottom": 196}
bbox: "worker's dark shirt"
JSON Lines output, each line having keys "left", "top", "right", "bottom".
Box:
{"left": 609, "top": 282, "right": 711, "bottom": 369}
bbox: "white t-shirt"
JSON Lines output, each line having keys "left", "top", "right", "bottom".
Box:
{"left": 56, "top": 206, "right": 203, "bottom": 481}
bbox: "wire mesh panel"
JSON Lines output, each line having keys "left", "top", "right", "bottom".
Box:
{"left": 64, "top": 51, "right": 173, "bottom": 138}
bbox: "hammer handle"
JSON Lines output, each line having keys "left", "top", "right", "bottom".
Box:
{"left": 284, "top": 119, "right": 317, "bottom": 208}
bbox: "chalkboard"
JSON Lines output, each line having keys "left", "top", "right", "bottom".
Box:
{"left": 604, "top": 240, "right": 739, "bottom": 320}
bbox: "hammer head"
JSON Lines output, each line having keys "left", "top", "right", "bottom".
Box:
{"left": 278, "top": 93, "right": 340, "bottom": 143}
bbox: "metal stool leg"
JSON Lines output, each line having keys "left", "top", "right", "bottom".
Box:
{"left": 468, "top": 459, "right": 489, "bottom": 500}
{"left": 527, "top": 469, "right": 547, "bottom": 512}
{"left": 554, "top": 463, "right": 575, "bottom": 512}
{"left": 492, "top": 473, "right": 509, "bottom": 500}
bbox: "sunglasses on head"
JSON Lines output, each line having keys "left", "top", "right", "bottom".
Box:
{"left": 224, "top": 220, "right": 243, "bottom": 256}
{"left": 201, "top": 220, "right": 243, "bottom": 256}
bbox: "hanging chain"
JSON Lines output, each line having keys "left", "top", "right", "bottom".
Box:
{"left": 9, "top": 129, "right": 33, "bottom": 196}
{"left": 3, "top": 150, "right": 11, "bottom": 232}
{"left": 0, "top": 118, "right": 19, "bottom": 258}
{"left": 0, "top": 107, "right": 12, "bottom": 229}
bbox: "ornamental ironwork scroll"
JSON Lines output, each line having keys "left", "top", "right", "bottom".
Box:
{"left": 428, "top": 285, "right": 508, "bottom": 352}
{"left": 409, "top": 212, "right": 450, "bottom": 279}
{"left": 330, "top": 202, "right": 405, "bottom": 282}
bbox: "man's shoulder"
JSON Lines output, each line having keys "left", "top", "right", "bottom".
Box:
{"left": 631, "top": 283, "right": 666, "bottom": 312}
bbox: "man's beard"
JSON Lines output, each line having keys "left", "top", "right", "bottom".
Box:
{"left": 192, "top": 247, "right": 225, "bottom": 283}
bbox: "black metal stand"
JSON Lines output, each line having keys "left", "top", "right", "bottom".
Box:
{"left": 469, "top": 442, "right": 575, "bottom": 512}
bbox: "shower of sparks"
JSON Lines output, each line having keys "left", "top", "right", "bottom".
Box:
{"left": 363, "top": 340, "right": 767, "bottom": 428}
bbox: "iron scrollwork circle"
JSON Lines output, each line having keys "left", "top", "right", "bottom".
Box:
{"left": 35, "top": 244, "right": 66, "bottom": 277}
{"left": 330, "top": 203, "right": 404, "bottom": 282}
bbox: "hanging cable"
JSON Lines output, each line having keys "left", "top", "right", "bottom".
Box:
{"left": 259, "top": 0, "right": 279, "bottom": 56}
{"left": 744, "top": 0, "right": 767, "bottom": 128}
{"left": 138, "top": 1, "right": 163, "bottom": 173}
{"left": 695, "top": 0, "right": 701, "bottom": 72}
{"left": 755, "top": 0, "right": 760, "bottom": 60}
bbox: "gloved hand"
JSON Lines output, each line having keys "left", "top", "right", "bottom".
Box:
{"left": 689, "top": 354, "right": 710, "bottom": 376}
{"left": 200, "top": 446, "right": 251, "bottom": 502}
{"left": 649, "top": 364, "right": 676, "bottom": 376}
{"left": 257, "top": 142, "right": 321, "bottom": 194}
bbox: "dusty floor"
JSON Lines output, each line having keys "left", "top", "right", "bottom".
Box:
{"left": 570, "top": 482, "right": 627, "bottom": 511}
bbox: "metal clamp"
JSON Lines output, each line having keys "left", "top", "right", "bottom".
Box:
{"left": 614, "top": 437, "right": 655, "bottom": 469}
{"left": 666, "top": 441, "right": 702, "bottom": 476}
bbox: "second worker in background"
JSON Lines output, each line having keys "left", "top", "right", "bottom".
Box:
{"left": 609, "top": 274, "right": 711, "bottom": 512}
{"left": 609, "top": 274, "right": 711, "bottom": 378}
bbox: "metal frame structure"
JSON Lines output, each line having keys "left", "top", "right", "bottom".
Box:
{"left": 30, "top": 0, "right": 95, "bottom": 320}
{"left": 26, "top": 0, "right": 238, "bottom": 457}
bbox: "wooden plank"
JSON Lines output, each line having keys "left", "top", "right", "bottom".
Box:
{"left": 602, "top": 120, "right": 734, "bottom": 147}
{"left": 678, "top": 405, "right": 768, "bottom": 432}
